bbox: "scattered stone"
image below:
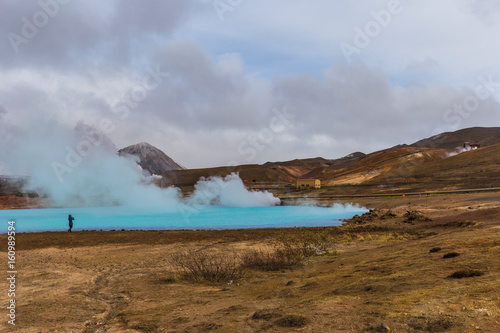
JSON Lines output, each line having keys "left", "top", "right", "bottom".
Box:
{"left": 380, "top": 210, "right": 397, "bottom": 219}
{"left": 343, "top": 209, "right": 388, "bottom": 224}
{"left": 440, "top": 220, "right": 478, "bottom": 228}
{"left": 252, "top": 309, "right": 281, "bottom": 320}
{"left": 429, "top": 247, "right": 442, "bottom": 253}
{"left": 448, "top": 269, "right": 484, "bottom": 279}
{"left": 377, "top": 322, "right": 391, "bottom": 332}
{"left": 442, "top": 252, "right": 460, "bottom": 259}
{"left": 409, "top": 316, "right": 453, "bottom": 331}
{"left": 285, "top": 280, "right": 294, "bottom": 286}
{"left": 404, "top": 210, "right": 432, "bottom": 223}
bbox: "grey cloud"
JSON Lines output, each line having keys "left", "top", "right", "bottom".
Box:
{"left": 1, "top": 1, "right": 500, "bottom": 168}
{"left": 0, "top": 0, "right": 198, "bottom": 69}
{"left": 272, "top": 64, "right": 500, "bottom": 151}
{"left": 141, "top": 40, "right": 272, "bottom": 131}
{"left": 463, "top": 0, "right": 500, "bottom": 19}
{"left": 407, "top": 57, "right": 440, "bottom": 71}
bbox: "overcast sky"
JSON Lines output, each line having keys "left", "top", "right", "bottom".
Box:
{"left": 1, "top": 0, "right": 500, "bottom": 169}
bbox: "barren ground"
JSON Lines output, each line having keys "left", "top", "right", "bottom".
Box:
{"left": 0, "top": 192, "right": 499, "bottom": 332}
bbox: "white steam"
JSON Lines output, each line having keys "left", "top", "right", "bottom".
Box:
{"left": 445, "top": 144, "right": 479, "bottom": 158}
{"left": 0, "top": 119, "right": 280, "bottom": 210}
{"left": 189, "top": 173, "right": 281, "bottom": 208}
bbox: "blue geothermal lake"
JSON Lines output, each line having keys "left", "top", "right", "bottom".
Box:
{"left": 0, "top": 204, "right": 367, "bottom": 233}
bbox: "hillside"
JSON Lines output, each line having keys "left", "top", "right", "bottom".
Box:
{"left": 161, "top": 127, "right": 500, "bottom": 192}
{"left": 118, "top": 142, "right": 184, "bottom": 175}
{"left": 404, "top": 143, "right": 500, "bottom": 189}
{"left": 3, "top": 127, "right": 500, "bottom": 200}
{"left": 312, "top": 144, "right": 500, "bottom": 196}
{"left": 264, "top": 153, "right": 366, "bottom": 178}
{"left": 161, "top": 153, "right": 367, "bottom": 190}
{"left": 303, "top": 147, "right": 450, "bottom": 186}
{"left": 161, "top": 164, "right": 298, "bottom": 188}
{"left": 410, "top": 127, "right": 500, "bottom": 150}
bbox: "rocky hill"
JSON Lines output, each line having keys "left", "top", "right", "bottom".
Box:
{"left": 160, "top": 127, "right": 500, "bottom": 192}
{"left": 118, "top": 142, "right": 184, "bottom": 175}
{"left": 409, "top": 127, "right": 500, "bottom": 150}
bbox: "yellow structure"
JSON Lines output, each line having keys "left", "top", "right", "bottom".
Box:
{"left": 296, "top": 179, "right": 321, "bottom": 189}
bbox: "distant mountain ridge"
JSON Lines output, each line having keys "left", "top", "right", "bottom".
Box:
{"left": 159, "top": 126, "right": 500, "bottom": 189}
{"left": 118, "top": 142, "right": 184, "bottom": 175}
{"left": 409, "top": 127, "right": 500, "bottom": 150}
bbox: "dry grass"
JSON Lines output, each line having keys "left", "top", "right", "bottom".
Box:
{"left": 0, "top": 192, "right": 499, "bottom": 332}
{"left": 242, "top": 248, "right": 303, "bottom": 271}
{"left": 168, "top": 249, "right": 244, "bottom": 283}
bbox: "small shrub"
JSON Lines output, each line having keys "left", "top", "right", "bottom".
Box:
{"left": 343, "top": 233, "right": 353, "bottom": 243}
{"left": 251, "top": 308, "right": 283, "bottom": 320}
{"left": 276, "top": 228, "right": 337, "bottom": 256}
{"left": 169, "top": 250, "right": 244, "bottom": 284}
{"left": 27, "top": 192, "right": 39, "bottom": 198}
{"left": 159, "top": 277, "right": 176, "bottom": 284}
{"left": 15, "top": 192, "right": 24, "bottom": 197}
{"left": 429, "top": 247, "right": 442, "bottom": 253}
{"left": 409, "top": 316, "right": 453, "bottom": 332}
{"left": 274, "top": 314, "right": 309, "bottom": 328}
{"left": 448, "top": 269, "right": 484, "bottom": 279}
{"left": 131, "top": 322, "right": 159, "bottom": 331}
{"left": 242, "top": 249, "right": 302, "bottom": 271}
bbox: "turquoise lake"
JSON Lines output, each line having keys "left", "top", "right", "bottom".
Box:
{"left": 0, "top": 204, "right": 367, "bottom": 232}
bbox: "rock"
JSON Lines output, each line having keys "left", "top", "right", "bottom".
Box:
{"left": 404, "top": 210, "right": 431, "bottom": 223}
{"left": 377, "top": 322, "right": 390, "bottom": 332}
{"left": 442, "top": 252, "right": 460, "bottom": 259}
{"left": 285, "top": 280, "right": 294, "bottom": 286}
{"left": 251, "top": 309, "right": 274, "bottom": 320}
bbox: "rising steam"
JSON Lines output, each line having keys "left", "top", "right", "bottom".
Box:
{"left": 189, "top": 173, "right": 280, "bottom": 208}
{"left": 0, "top": 119, "right": 280, "bottom": 209}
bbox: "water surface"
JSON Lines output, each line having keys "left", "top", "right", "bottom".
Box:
{"left": 0, "top": 204, "right": 367, "bottom": 232}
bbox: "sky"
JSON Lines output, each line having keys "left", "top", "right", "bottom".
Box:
{"left": 1, "top": 0, "right": 500, "bottom": 169}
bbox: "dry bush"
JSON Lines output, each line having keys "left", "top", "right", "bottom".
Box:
{"left": 242, "top": 248, "right": 303, "bottom": 271}
{"left": 274, "top": 314, "right": 309, "bottom": 328}
{"left": 276, "top": 228, "right": 337, "bottom": 256}
{"left": 243, "top": 229, "right": 337, "bottom": 271}
{"left": 169, "top": 250, "right": 244, "bottom": 283}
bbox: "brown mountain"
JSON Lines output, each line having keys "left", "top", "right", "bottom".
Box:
{"left": 118, "top": 142, "right": 184, "bottom": 175}
{"left": 409, "top": 127, "right": 500, "bottom": 150}
{"left": 302, "top": 147, "right": 449, "bottom": 186}
{"left": 161, "top": 153, "right": 367, "bottom": 189}
{"left": 157, "top": 127, "right": 500, "bottom": 192}
{"left": 264, "top": 153, "right": 366, "bottom": 178}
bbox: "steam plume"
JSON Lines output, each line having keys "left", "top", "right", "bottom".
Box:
{"left": 0, "top": 119, "right": 280, "bottom": 209}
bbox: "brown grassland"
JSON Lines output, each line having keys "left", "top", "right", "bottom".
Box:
{"left": 0, "top": 191, "right": 499, "bottom": 332}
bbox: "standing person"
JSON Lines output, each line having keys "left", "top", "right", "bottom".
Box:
{"left": 68, "top": 214, "right": 74, "bottom": 232}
